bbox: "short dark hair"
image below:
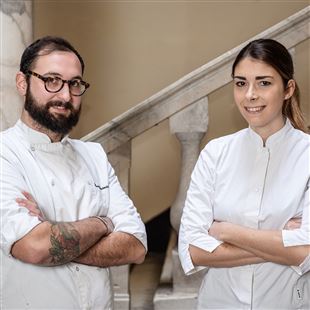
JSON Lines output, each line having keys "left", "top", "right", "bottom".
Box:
{"left": 232, "top": 38, "right": 306, "bottom": 132}
{"left": 20, "top": 36, "right": 85, "bottom": 75}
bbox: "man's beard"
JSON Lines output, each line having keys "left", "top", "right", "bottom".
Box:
{"left": 24, "top": 86, "right": 81, "bottom": 135}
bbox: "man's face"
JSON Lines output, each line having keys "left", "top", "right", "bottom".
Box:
{"left": 24, "top": 51, "right": 83, "bottom": 135}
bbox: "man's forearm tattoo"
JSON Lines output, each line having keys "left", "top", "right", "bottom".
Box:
{"left": 49, "top": 223, "right": 81, "bottom": 264}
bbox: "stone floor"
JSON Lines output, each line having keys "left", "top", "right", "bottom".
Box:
{"left": 130, "top": 252, "right": 165, "bottom": 310}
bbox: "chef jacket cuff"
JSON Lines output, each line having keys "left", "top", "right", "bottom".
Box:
{"left": 282, "top": 229, "right": 310, "bottom": 247}
{"left": 179, "top": 238, "right": 223, "bottom": 275}
{"left": 290, "top": 255, "right": 310, "bottom": 275}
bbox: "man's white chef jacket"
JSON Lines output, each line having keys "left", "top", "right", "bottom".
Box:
{"left": 0, "top": 120, "right": 147, "bottom": 310}
{"left": 179, "top": 120, "right": 310, "bottom": 309}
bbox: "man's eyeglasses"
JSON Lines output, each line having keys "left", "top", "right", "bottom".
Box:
{"left": 26, "top": 71, "right": 90, "bottom": 96}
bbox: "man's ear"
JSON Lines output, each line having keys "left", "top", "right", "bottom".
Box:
{"left": 16, "top": 72, "right": 28, "bottom": 96}
{"left": 284, "top": 79, "right": 296, "bottom": 100}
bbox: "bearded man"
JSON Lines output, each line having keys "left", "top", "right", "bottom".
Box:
{"left": 0, "top": 36, "right": 147, "bottom": 309}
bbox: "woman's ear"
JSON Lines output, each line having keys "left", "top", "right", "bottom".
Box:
{"left": 284, "top": 79, "right": 295, "bottom": 100}
{"left": 16, "top": 72, "right": 28, "bottom": 96}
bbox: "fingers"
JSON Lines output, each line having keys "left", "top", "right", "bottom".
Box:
{"left": 284, "top": 218, "right": 302, "bottom": 230}
{"left": 29, "top": 211, "right": 40, "bottom": 217}
{"left": 16, "top": 193, "right": 45, "bottom": 221}
{"left": 16, "top": 197, "right": 38, "bottom": 213}
{"left": 17, "top": 191, "right": 38, "bottom": 212}
{"left": 22, "top": 191, "right": 35, "bottom": 203}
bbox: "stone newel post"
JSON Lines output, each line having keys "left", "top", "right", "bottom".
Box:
{"left": 0, "top": 0, "right": 32, "bottom": 131}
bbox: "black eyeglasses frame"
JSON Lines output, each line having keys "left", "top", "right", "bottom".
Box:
{"left": 26, "top": 70, "right": 90, "bottom": 96}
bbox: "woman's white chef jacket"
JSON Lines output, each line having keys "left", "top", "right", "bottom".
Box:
{"left": 0, "top": 120, "right": 147, "bottom": 310}
{"left": 179, "top": 120, "right": 310, "bottom": 309}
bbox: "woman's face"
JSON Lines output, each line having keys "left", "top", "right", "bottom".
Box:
{"left": 233, "top": 57, "right": 294, "bottom": 140}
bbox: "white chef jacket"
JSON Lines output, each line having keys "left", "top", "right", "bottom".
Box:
{"left": 179, "top": 120, "right": 310, "bottom": 309}
{"left": 0, "top": 120, "right": 147, "bottom": 310}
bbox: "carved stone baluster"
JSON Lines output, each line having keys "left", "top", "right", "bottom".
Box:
{"left": 154, "top": 96, "right": 209, "bottom": 309}
{"left": 108, "top": 141, "right": 132, "bottom": 310}
{"left": 0, "top": 0, "right": 32, "bottom": 131}
{"left": 169, "top": 96, "right": 209, "bottom": 232}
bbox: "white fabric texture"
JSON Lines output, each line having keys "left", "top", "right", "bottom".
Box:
{"left": 179, "top": 120, "right": 310, "bottom": 309}
{"left": 0, "top": 120, "right": 147, "bottom": 310}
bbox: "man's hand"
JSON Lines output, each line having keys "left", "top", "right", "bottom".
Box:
{"left": 16, "top": 191, "right": 45, "bottom": 221}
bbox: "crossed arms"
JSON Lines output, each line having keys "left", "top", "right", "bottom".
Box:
{"left": 11, "top": 192, "right": 146, "bottom": 267}
{"left": 189, "top": 219, "right": 310, "bottom": 269}
{"left": 180, "top": 141, "right": 310, "bottom": 273}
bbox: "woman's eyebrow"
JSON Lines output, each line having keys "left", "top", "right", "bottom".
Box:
{"left": 233, "top": 75, "right": 274, "bottom": 80}
{"left": 255, "top": 75, "right": 274, "bottom": 80}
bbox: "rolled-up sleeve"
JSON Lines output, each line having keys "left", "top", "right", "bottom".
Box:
{"left": 179, "top": 142, "right": 222, "bottom": 275}
{"left": 282, "top": 180, "right": 310, "bottom": 274}
{"left": 0, "top": 146, "right": 41, "bottom": 256}
{"left": 106, "top": 161, "right": 147, "bottom": 251}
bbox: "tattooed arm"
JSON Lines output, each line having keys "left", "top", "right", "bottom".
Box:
{"left": 15, "top": 192, "right": 145, "bottom": 267}
{"left": 11, "top": 217, "right": 110, "bottom": 266}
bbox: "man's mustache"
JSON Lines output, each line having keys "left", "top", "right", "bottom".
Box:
{"left": 46, "top": 101, "right": 74, "bottom": 111}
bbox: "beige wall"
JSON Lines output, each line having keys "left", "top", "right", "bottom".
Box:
{"left": 33, "top": 1, "right": 309, "bottom": 222}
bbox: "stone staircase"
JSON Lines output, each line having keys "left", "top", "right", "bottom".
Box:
{"left": 82, "top": 6, "right": 310, "bottom": 309}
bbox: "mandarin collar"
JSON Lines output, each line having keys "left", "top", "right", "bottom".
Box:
{"left": 16, "top": 119, "right": 69, "bottom": 146}
{"left": 248, "top": 119, "right": 292, "bottom": 149}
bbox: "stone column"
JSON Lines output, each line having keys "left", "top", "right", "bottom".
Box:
{"left": 154, "top": 96, "right": 209, "bottom": 310}
{"left": 169, "top": 96, "right": 209, "bottom": 232}
{"left": 108, "top": 141, "right": 132, "bottom": 310}
{"left": 0, "top": 0, "right": 32, "bottom": 131}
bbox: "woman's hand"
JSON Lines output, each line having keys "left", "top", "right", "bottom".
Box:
{"left": 284, "top": 218, "right": 302, "bottom": 230}
{"left": 16, "top": 191, "right": 45, "bottom": 221}
{"left": 209, "top": 221, "right": 235, "bottom": 241}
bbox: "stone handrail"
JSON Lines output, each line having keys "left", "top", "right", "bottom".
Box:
{"left": 82, "top": 6, "right": 309, "bottom": 151}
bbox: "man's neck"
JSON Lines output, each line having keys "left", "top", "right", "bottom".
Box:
{"left": 20, "top": 110, "right": 64, "bottom": 143}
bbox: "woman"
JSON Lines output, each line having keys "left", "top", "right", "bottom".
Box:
{"left": 178, "top": 39, "right": 309, "bottom": 309}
